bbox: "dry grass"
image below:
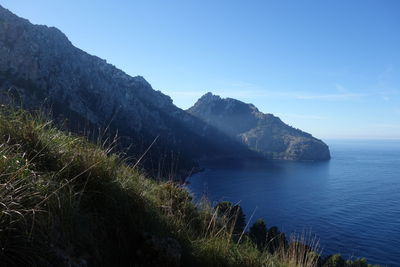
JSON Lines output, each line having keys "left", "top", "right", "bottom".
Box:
{"left": 0, "top": 106, "right": 381, "bottom": 267}
{"left": 276, "top": 231, "right": 321, "bottom": 267}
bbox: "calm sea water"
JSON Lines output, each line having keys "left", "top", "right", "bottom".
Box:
{"left": 186, "top": 140, "right": 400, "bottom": 266}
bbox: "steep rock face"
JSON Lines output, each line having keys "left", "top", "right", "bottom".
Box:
{"left": 0, "top": 6, "right": 254, "bottom": 176}
{"left": 188, "top": 93, "right": 331, "bottom": 160}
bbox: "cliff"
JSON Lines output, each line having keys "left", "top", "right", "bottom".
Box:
{"left": 188, "top": 93, "right": 330, "bottom": 160}
{"left": 0, "top": 5, "right": 253, "bottom": 177}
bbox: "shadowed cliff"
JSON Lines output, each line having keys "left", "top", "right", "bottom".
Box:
{"left": 0, "top": 5, "right": 256, "bottom": 178}
{"left": 188, "top": 93, "right": 330, "bottom": 161}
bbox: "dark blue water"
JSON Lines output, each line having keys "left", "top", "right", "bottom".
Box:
{"left": 186, "top": 140, "right": 400, "bottom": 266}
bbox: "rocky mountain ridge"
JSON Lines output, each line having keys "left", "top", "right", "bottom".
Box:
{"left": 0, "top": 4, "right": 329, "bottom": 178}
{"left": 188, "top": 93, "right": 330, "bottom": 160}
{"left": 0, "top": 5, "right": 255, "bottom": 178}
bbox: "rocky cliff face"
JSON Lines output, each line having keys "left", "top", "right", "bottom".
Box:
{"left": 0, "top": 6, "right": 254, "bottom": 177}
{"left": 188, "top": 93, "right": 331, "bottom": 160}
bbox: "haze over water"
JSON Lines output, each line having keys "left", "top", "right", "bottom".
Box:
{"left": 187, "top": 140, "right": 400, "bottom": 266}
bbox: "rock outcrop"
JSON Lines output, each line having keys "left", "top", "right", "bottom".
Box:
{"left": 188, "top": 93, "right": 330, "bottom": 160}
{"left": 0, "top": 5, "right": 253, "bottom": 177}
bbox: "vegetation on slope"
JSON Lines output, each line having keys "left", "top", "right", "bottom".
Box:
{"left": 0, "top": 106, "right": 380, "bottom": 267}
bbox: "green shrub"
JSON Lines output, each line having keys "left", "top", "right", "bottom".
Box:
{"left": 323, "top": 254, "right": 346, "bottom": 267}
{"left": 249, "top": 219, "right": 268, "bottom": 250}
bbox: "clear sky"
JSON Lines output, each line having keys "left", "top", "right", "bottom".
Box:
{"left": 2, "top": 0, "right": 400, "bottom": 139}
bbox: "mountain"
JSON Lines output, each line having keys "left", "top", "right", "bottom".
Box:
{"left": 0, "top": 5, "right": 255, "bottom": 178}
{"left": 188, "top": 93, "right": 330, "bottom": 161}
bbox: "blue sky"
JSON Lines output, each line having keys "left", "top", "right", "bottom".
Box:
{"left": 2, "top": 0, "right": 400, "bottom": 139}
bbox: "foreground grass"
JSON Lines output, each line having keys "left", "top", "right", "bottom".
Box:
{"left": 0, "top": 107, "right": 272, "bottom": 266}
{"left": 0, "top": 106, "right": 381, "bottom": 267}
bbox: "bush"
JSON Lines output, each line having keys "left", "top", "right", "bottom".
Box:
{"left": 214, "top": 201, "right": 246, "bottom": 240}
{"left": 323, "top": 254, "right": 346, "bottom": 267}
{"left": 249, "top": 219, "right": 268, "bottom": 250}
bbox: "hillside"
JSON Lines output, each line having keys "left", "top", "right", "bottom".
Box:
{"left": 188, "top": 93, "right": 330, "bottom": 161}
{"left": 0, "top": 5, "right": 254, "bottom": 179}
{"left": 0, "top": 107, "right": 265, "bottom": 266}
{"left": 0, "top": 107, "right": 378, "bottom": 267}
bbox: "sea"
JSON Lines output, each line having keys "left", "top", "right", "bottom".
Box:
{"left": 186, "top": 140, "right": 400, "bottom": 266}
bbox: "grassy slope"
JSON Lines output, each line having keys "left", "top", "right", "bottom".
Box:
{"left": 0, "top": 107, "right": 280, "bottom": 266}
{"left": 0, "top": 107, "right": 380, "bottom": 267}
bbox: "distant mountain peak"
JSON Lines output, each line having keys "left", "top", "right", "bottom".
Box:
{"left": 194, "top": 92, "right": 261, "bottom": 114}
{"left": 188, "top": 94, "right": 330, "bottom": 161}
{"left": 198, "top": 92, "right": 221, "bottom": 102}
